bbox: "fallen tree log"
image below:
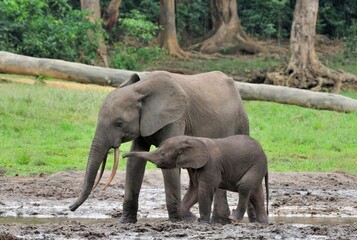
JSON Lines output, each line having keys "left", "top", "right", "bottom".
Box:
{"left": 0, "top": 51, "right": 356, "bottom": 112}
{"left": 235, "top": 82, "right": 357, "bottom": 112}
{"left": 0, "top": 51, "right": 149, "bottom": 86}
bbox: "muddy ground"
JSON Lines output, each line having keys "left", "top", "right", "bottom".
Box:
{"left": 0, "top": 170, "right": 356, "bottom": 239}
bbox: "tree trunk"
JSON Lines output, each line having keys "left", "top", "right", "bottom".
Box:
{"left": 81, "top": 0, "right": 108, "bottom": 67}
{"left": 1, "top": 51, "right": 356, "bottom": 113}
{"left": 158, "top": 0, "right": 189, "bottom": 59}
{"left": 197, "top": 0, "right": 264, "bottom": 54}
{"left": 102, "top": 0, "right": 122, "bottom": 33}
{"left": 265, "top": 0, "right": 356, "bottom": 93}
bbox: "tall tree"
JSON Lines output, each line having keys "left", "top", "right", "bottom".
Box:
{"left": 197, "top": 0, "right": 264, "bottom": 54}
{"left": 158, "top": 0, "right": 188, "bottom": 58}
{"left": 266, "top": 0, "right": 356, "bottom": 92}
{"left": 81, "top": 0, "right": 108, "bottom": 67}
{"left": 102, "top": 0, "right": 122, "bottom": 33}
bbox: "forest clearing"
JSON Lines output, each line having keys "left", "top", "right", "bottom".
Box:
{"left": 1, "top": 0, "right": 357, "bottom": 239}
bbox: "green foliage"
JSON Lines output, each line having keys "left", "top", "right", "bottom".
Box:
{"left": 119, "top": 0, "right": 160, "bottom": 26}
{"left": 110, "top": 9, "right": 164, "bottom": 70}
{"left": 318, "top": 0, "right": 357, "bottom": 38}
{"left": 239, "top": 0, "right": 293, "bottom": 40}
{"left": 176, "top": 0, "right": 211, "bottom": 46}
{"left": 0, "top": 0, "right": 101, "bottom": 63}
{"left": 112, "top": 46, "right": 165, "bottom": 70}
{"left": 120, "top": 9, "right": 159, "bottom": 43}
{"left": 343, "top": 21, "right": 357, "bottom": 61}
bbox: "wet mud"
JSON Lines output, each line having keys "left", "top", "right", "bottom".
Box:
{"left": 0, "top": 170, "right": 356, "bottom": 239}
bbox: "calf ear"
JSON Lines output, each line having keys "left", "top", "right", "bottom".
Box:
{"left": 176, "top": 139, "right": 208, "bottom": 169}
{"left": 119, "top": 73, "right": 140, "bottom": 88}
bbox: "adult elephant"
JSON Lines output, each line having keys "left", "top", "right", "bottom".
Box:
{"left": 69, "top": 70, "right": 250, "bottom": 223}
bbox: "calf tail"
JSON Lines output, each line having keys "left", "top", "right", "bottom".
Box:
{"left": 265, "top": 172, "right": 269, "bottom": 216}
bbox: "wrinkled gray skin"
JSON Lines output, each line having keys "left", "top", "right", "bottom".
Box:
{"left": 69, "top": 70, "right": 250, "bottom": 223}
{"left": 124, "top": 135, "right": 269, "bottom": 224}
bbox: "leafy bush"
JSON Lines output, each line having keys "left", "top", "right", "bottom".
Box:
{"left": 112, "top": 46, "right": 164, "bottom": 70}
{"left": 176, "top": 1, "right": 211, "bottom": 46}
{"left": 318, "top": 0, "right": 357, "bottom": 39}
{"left": 0, "top": 0, "right": 101, "bottom": 63}
{"left": 120, "top": 10, "right": 159, "bottom": 44}
{"left": 344, "top": 21, "right": 357, "bottom": 61}
{"left": 239, "top": 0, "right": 293, "bottom": 40}
{"left": 110, "top": 10, "right": 164, "bottom": 70}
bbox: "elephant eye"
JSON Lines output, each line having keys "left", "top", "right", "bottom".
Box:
{"left": 115, "top": 121, "right": 122, "bottom": 127}
{"left": 160, "top": 150, "right": 165, "bottom": 157}
{"left": 177, "top": 149, "right": 184, "bottom": 156}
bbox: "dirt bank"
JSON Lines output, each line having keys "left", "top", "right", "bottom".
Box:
{"left": 0, "top": 171, "right": 356, "bottom": 239}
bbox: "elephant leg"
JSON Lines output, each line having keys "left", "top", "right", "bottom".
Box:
{"left": 119, "top": 138, "right": 150, "bottom": 224}
{"left": 197, "top": 181, "right": 216, "bottom": 223}
{"left": 247, "top": 201, "right": 257, "bottom": 222}
{"left": 162, "top": 168, "right": 182, "bottom": 222}
{"left": 181, "top": 170, "right": 198, "bottom": 221}
{"left": 249, "top": 184, "right": 268, "bottom": 224}
{"left": 211, "top": 189, "right": 231, "bottom": 224}
{"left": 230, "top": 188, "right": 251, "bottom": 222}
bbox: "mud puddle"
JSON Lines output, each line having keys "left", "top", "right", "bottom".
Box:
{"left": 1, "top": 170, "right": 356, "bottom": 239}
{"left": 1, "top": 216, "right": 356, "bottom": 225}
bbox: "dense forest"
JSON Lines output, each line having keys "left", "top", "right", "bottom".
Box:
{"left": 0, "top": 0, "right": 356, "bottom": 92}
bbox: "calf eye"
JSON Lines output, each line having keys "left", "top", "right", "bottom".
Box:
{"left": 115, "top": 121, "right": 122, "bottom": 127}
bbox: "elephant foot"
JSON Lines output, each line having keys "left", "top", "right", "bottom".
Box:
{"left": 228, "top": 214, "right": 242, "bottom": 223}
{"left": 118, "top": 215, "right": 137, "bottom": 224}
{"left": 258, "top": 218, "right": 269, "bottom": 224}
{"left": 198, "top": 218, "right": 211, "bottom": 224}
{"left": 211, "top": 215, "right": 231, "bottom": 225}
{"left": 168, "top": 216, "right": 184, "bottom": 223}
{"left": 182, "top": 211, "right": 197, "bottom": 222}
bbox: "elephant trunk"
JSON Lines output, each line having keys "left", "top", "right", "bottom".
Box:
{"left": 122, "top": 151, "right": 157, "bottom": 164}
{"left": 69, "top": 138, "right": 110, "bottom": 212}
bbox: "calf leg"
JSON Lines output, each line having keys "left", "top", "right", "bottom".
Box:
{"left": 211, "top": 189, "right": 231, "bottom": 224}
{"left": 247, "top": 202, "right": 257, "bottom": 222}
{"left": 197, "top": 181, "right": 216, "bottom": 223}
{"left": 181, "top": 173, "right": 198, "bottom": 221}
{"left": 249, "top": 184, "right": 268, "bottom": 224}
{"left": 230, "top": 187, "right": 251, "bottom": 222}
{"left": 162, "top": 168, "right": 182, "bottom": 222}
{"left": 230, "top": 172, "right": 258, "bottom": 223}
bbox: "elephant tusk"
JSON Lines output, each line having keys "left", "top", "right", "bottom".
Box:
{"left": 93, "top": 158, "right": 107, "bottom": 190}
{"left": 103, "top": 147, "right": 119, "bottom": 190}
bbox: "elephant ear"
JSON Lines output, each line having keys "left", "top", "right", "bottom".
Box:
{"left": 176, "top": 138, "right": 208, "bottom": 169}
{"left": 119, "top": 73, "right": 140, "bottom": 88}
{"left": 135, "top": 72, "right": 188, "bottom": 137}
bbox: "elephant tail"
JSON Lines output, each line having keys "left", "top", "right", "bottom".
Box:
{"left": 265, "top": 172, "right": 269, "bottom": 216}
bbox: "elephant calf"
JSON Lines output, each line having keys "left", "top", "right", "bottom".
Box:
{"left": 123, "top": 135, "right": 269, "bottom": 224}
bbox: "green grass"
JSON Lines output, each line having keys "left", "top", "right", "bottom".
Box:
{"left": 324, "top": 54, "right": 357, "bottom": 74}
{"left": 245, "top": 100, "right": 357, "bottom": 174}
{"left": 0, "top": 80, "right": 356, "bottom": 176}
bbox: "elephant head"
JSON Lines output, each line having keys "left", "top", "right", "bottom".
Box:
{"left": 123, "top": 136, "right": 209, "bottom": 169}
{"left": 69, "top": 72, "right": 188, "bottom": 211}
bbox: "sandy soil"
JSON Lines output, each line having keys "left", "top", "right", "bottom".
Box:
{"left": 0, "top": 170, "right": 356, "bottom": 239}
